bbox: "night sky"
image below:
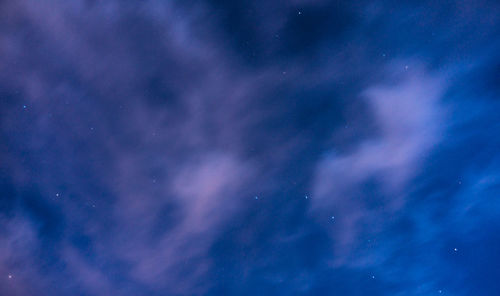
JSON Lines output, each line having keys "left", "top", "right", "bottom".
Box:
{"left": 1, "top": 1, "right": 499, "bottom": 295}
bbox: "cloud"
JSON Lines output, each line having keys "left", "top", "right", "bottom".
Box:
{"left": 0, "top": 0, "right": 498, "bottom": 295}
{"left": 107, "top": 153, "right": 254, "bottom": 293}
{"left": 0, "top": 216, "right": 41, "bottom": 295}
{"left": 311, "top": 63, "right": 447, "bottom": 265}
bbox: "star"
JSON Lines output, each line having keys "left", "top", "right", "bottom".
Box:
{"left": 255, "top": 196, "right": 258, "bottom": 200}
{"left": 305, "top": 195, "right": 308, "bottom": 199}
{"left": 298, "top": 11, "right": 302, "bottom": 15}
{"left": 454, "top": 248, "right": 458, "bottom": 252}
{"left": 8, "top": 274, "right": 12, "bottom": 279}
{"left": 55, "top": 193, "right": 60, "bottom": 197}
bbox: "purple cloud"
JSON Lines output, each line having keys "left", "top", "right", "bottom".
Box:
{"left": 311, "top": 63, "right": 447, "bottom": 266}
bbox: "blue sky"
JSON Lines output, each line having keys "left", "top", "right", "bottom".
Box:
{"left": 0, "top": 1, "right": 499, "bottom": 295}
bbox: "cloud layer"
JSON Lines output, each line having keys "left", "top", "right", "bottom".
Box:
{"left": 0, "top": 0, "right": 499, "bottom": 295}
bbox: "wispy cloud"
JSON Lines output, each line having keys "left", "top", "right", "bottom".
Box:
{"left": 0, "top": 0, "right": 499, "bottom": 295}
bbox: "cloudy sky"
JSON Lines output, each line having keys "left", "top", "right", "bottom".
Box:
{"left": 1, "top": 0, "right": 499, "bottom": 295}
